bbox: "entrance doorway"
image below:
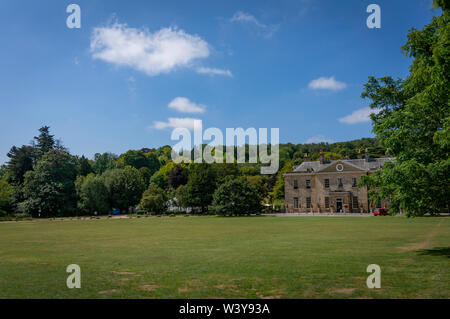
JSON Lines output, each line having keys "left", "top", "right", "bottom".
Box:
{"left": 336, "top": 198, "right": 343, "bottom": 213}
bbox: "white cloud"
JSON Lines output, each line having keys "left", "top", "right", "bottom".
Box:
{"left": 338, "top": 107, "right": 381, "bottom": 124}
{"left": 305, "top": 135, "right": 334, "bottom": 144}
{"left": 230, "top": 11, "right": 278, "bottom": 38}
{"left": 231, "top": 11, "right": 266, "bottom": 28}
{"left": 168, "top": 97, "right": 205, "bottom": 114}
{"left": 196, "top": 67, "right": 233, "bottom": 77}
{"left": 308, "top": 76, "right": 347, "bottom": 91}
{"left": 90, "top": 22, "right": 210, "bottom": 76}
{"left": 152, "top": 117, "right": 199, "bottom": 131}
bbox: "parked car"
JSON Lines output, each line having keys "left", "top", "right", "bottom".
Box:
{"left": 373, "top": 208, "right": 389, "bottom": 216}
{"left": 111, "top": 208, "right": 121, "bottom": 215}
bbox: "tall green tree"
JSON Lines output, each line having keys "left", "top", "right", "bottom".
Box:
{"left": 360, "top": 2, "right": 449, "bottom": 216}
{"left": 75, "top": 174, "right": 110, "bottom": 215}
{"left": 6, "top": 145, "right": 35, "bottom": 184}
{"left": 102, "top": 166, "right": 145, "bottom": 212}
{"left": 34, "top": 126, "right": 55, "bottom": 157}
{"left": 20, "top": 150, "right": 78, "bottom": 217}
{"left": 180, "top": 163, "right": 217, "bottom": 213}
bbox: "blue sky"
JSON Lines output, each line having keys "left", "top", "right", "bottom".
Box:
{"left": 0, "top": 0, "right": 438, "bottom": 163}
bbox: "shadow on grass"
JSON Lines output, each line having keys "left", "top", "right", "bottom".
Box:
{"left": 416, "top": 247, "right": 450, "bottom": 258}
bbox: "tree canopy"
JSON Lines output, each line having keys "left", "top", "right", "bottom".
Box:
{"left": 360, "top": 3, "right": 449, "bottom": 216}
{"left": 211, "top": 176, "right": 262, "bottom": 216}
{"left": 21, "top": 150, "right": 78, "bottom": 217}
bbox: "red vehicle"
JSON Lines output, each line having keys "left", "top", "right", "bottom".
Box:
{"left": 373, "top": 208, "right": 389, "bottom": 216}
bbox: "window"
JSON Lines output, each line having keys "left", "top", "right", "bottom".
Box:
{"left": 338, "top": 178, "right": 343, "bottom": 187}
{"left": 294, "top": 197, "right": 299, "bottom": 209}
{"left": 324, "top": 179, "right": 330, "bottom": 188}
{"left": 353, "top": 196, "right": 359, "bottom": 209}
{"left": 325, "top": 197, "right": 330, "bottom": 208}
{"left": 294, "top": 179, "right": 298, "bottom": 190}
{"left": 306, "top": 179, "right": 311, "bottom": 189}
{"left": 352, "top": 177, "right": 357, "bottom": 187}
{"left": 306, "top": 197, "right": 311, "bottom": 209}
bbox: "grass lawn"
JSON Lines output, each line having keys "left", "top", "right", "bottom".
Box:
{"left": 0, "top": 216, "right": 448, "bottom": 299}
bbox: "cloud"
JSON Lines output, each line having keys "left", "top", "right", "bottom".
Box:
{"left": 152, "top": 117, "right": 200, "bottom": 131}
{"left": 305, "top": 135, "right": 334, "bottom": 144}
{"left": 196, "top": 67, "right": 233, "bottom": 77}
{"left": 338, "top": 107, "right": 381, "bottom": 124}
{"left": 230, "top": 11, "right": 278, "bottom": 38}
{"left": 90, "top": 22, "right": 210, "bottom": 76}
{"left": 231, "top": 11, "right": 266, "bottom": 28}
{"left": 168, "top": 97, "right": 205, "bottom": 114}
{"left": 308, "top": 77, "right": 347, "bottom": 91}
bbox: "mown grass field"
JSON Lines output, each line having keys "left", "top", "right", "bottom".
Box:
{"left": 0, "top": 216, "right": 448, "bottom": 299}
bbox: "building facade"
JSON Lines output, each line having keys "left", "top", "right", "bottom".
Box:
{"left": 284, "top": 150, "right": 392, "bottom": 214}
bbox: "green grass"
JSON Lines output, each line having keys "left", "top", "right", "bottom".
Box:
{"left": 0, "top": 216, "right": 448, "bottom": 298}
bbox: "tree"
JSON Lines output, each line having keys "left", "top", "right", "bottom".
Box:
{"left": 78, "top": 155, "right": 93, "bottom": 176}
{"left": 168, "top": 164, "right": 188, "bottom": 189}
{"left": 117, "top": 150, "right": 160, "bottom": 175}
{"left": 360, "top": 2, "right": 449, "bottom": 216}
{"left": 180, "top": 163, "right": 217, "bottom": 213}
{"left": 139, "top": 185, "right": 168, "bottom": 214}
{"left": 214, "top": 163, "right": 240, "bottom": 184}
{"left": 75, "top": 174, "right": 110, "bottom": 215}
{"left": 0, "top": 179, "right": 14, "bottom": 216}
{"left": 246, "top": 175, "right": 269, "bottom": 201}
{"left": 150, "top": 170, "right": 167, "bottom": 189}
{"left": 211, "top": 176, "right": 262, "bottom": 216}
{"left": 92, "top": 152, "right": 118, "bottom": 174}
{"left": 6, "top": 145, "right": 35, "bottom": 184}
{"left": 149, "top": 162, "right": 176, "bottom": 189}
{"left": 271, "top": 161, "right": 293, "bottom": 202}
{"left": 102, "top": 166, "right": 145, "bottom": 212}
{"left": 34, "top": 126, "right": 55, "bottom": 157}
{"left": 139, "top": 167, "right": 152, "bottom": 187}
{"left": 21, "top": 150, "right": 78, "bottom": 217}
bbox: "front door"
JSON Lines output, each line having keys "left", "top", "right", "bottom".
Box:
{"left": 336, "top": 198, "right": 343, "bottom": 213}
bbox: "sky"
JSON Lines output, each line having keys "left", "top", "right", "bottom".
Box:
{"left": 0, "top": 0, "right": 439, "bottom": 164}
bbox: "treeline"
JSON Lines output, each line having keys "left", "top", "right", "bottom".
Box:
{"left": 0, "top": 126, "right": 386, "bottom": 218}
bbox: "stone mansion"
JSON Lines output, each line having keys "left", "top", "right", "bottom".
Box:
{"left": 284, "top": 149, "right": 392, "bottom": 213}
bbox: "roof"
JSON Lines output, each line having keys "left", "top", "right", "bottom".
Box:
{"left": 290, "top": 157, "right": 394, "bottom": 174}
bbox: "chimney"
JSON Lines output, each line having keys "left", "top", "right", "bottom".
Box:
{"left": 365, "top": 148, "right": 370, "bottom": 162}
{"left": 320, "top": 150, "right": 325, "bottom": 164}
{"left": 304, "top": 153, "right": 310, "bottom": 162}
{"left": 357, "top": 149, "right": 362, "bottom": 159}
